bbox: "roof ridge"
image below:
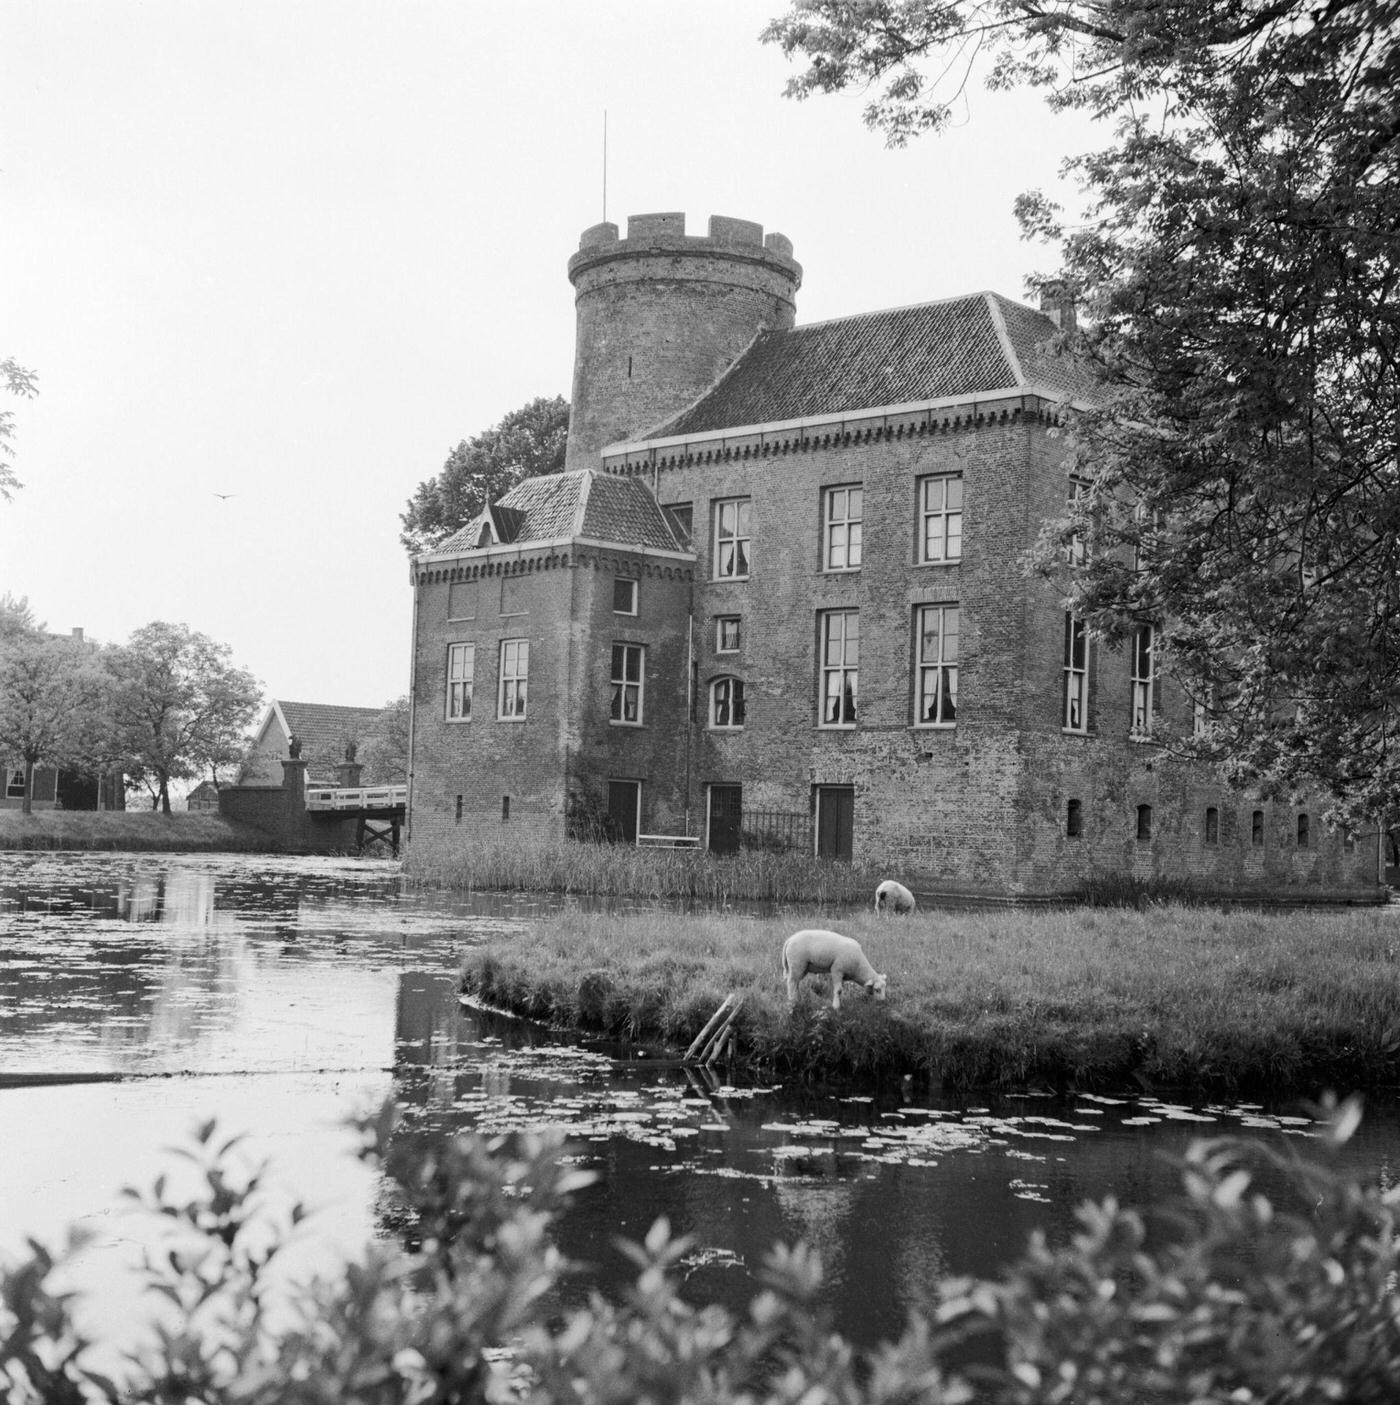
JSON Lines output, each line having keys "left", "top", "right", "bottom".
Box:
{"left": 982, "top": 291, "right": 1027, "bottom": 388}
{"left": 789, "top": 289, "right": 1027, "bottom": 335}
{"left": 573, "top": 468, "right": 593, "bottom": 538}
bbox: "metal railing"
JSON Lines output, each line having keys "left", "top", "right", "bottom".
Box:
{"left": 740, "top": 810, "right": 808, "bottom": 853}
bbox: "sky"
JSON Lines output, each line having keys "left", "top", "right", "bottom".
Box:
{"left": 1, "top": 1, "right": 1098, "bottom": 713}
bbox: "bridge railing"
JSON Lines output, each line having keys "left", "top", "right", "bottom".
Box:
{"left": 305, "top": 784, "right": 407, "bottom": 812}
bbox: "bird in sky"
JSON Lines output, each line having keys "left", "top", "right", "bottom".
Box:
{"left": 212, "top": 492, "right": 237, "bottom": 500}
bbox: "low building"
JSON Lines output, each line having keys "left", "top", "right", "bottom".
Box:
{"left": 185, "top": 780, "right": 221, "bottom": 813}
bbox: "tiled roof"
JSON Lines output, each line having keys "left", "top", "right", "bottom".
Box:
{"left": 651, "top": 293, "right": 1095, "bottom": 438}
{"left": 276, "top": 701, "right": 384, "bottom": 766}
{"left": 576, "top": 471, "right": 681, "bottom": 548}
{"left": 433, "top": 471, "right": 682, "bottom": 555}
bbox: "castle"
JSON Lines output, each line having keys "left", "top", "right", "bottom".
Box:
{"left": 406, "top": 212, "right": 1380, "bottom": 902}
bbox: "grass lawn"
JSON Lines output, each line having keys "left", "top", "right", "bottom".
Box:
{"left": 0, "top": 810, "right": 271, "bottom": 850}
{"left": 461, "top": 902, "right": 1400, "bottom": 1095}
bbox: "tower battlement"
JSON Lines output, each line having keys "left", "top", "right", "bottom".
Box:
{"left": 565, "top": 212, "right": 802, "bottom": 471}
{"left": 572, "top": 212, "right": 796, "bottom": 262}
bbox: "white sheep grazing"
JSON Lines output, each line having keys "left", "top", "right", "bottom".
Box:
{"left": 874, "top": 879, "right": 916, "bottom": 915}
{"left": 782, "top": 929, "right": 888, "bottom": 1011}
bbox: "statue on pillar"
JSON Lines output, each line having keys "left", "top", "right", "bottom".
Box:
{"left": 288, "top": 734, "right": 303, "bottom": 759}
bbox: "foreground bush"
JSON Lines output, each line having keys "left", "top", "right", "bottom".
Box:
{"left": 1, "top": 1098, "right": 1395, "bottom": 1402}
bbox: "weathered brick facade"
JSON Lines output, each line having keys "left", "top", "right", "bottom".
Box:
{"left": 407, "top": 212, "right": 1381, "bottom": 902}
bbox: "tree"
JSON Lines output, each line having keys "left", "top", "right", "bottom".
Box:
{"left": 0, "top": 593, "right": 42, "bottom": 641}
{"left": 0, "top": 358, "right": 38, "bottom": 501}
{"left": 0, "top": 629, "right": 110, "bottom": 814}
{"left": 764, "top": 1, "right": 1400, "bottom": 823}
{"left": 359, "top": 694, "right": 409, "bottom": 783}
{"left": 109, "top": 622, "right": 261, "bottom": 814}
{"left": 400, "top": 394, "right": 569, "bottom": 555}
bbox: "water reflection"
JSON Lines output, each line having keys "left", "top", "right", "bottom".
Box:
{"left": 2, "top": 851, "right": 1398, "bottom": 1358}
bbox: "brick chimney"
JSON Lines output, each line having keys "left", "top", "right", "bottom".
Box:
{"left": 1039, "top": 282, "right": 1077, "bottom": 332}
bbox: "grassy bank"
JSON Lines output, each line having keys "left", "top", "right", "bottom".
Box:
{"left": 461, "top": 902, "right": 1400, "bottom": 1094}
{"left": 407, "top": 831, "right": 883, "bottom": 904}
{"left": 0, "top": 809, "right": 273, "bottom": 851}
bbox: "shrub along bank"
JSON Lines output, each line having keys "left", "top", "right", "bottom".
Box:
{"left": 461, "top": 903, "right": 1400, "bottom": 1094}
{"left": 3, "top": 1099, "right": 1396, "bottom": 1403}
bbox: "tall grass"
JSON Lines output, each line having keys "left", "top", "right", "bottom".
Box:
{"left": 407, "top": 831, "right": 883, "bottom": 904}
{"left": 462, "top": 902, "right": 1400, "bottom": 1093}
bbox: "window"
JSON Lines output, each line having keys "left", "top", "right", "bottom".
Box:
{"left": 714, "top": 498, "right": 751, "bottom": 579}
{"left": 455, "top": 795, "right": 463, "bottom": 824}
{"left": 1066, "top": 798, "right": 1082, "bottom": 838}
{"left": 919, "top": 474, "right": 963, "bottom": 563}
{"left": 1066, "top": 477, "right": 1090, "bottom": 566}
{"left": 498, "top": 639, "right": 528, "bottom": 719}
{"left": 916, "top": 604, "right": 958, "bottom": 726}
{"left": 716, "top": 616, "right": 741, "bottom": 653}
{"left": 824, "top": 485, "right": 863, "bottom": 571}
{"left": 1205, "top": 807, "right": 1219, "bottom": 845}
{"left": 502, "top": 796, "right": 510, "bottom": 822}
{"left": 1344, "top": 828, "right": 1356, "bottom": 853}
{"left": 6, "top": 768, "right": 24, "bottom": 799}
{"left": 1063, "top": 615, "right": 1088, "bottom": 732}
{"left": 1136, "top": 804, "right": 1153, "bottom": 842}
{"left": 613, "top": 578, "right": 638, "bottom": 615}
{"left": 1252, "top": 809, "right": 1265, "bottom": 847}
{"left": 1298, "top": 813, "right": 1310, "bottom": 847}
{"left": 662, "top": 502, "right": 693, "bottom": 547}
{"left": 446, "top": 643, "right": 475, "bottom": 721}
{"left": 610, "top": 643, "right": 644, "bottom": 724}
{"left": 1130, "top": 625, "right": 1154, "bottom": 737}
{"left": 819, "top": 610, "right": 859, "bottom": 727}
{"left": 710, "top": 676, "right": 745, "bottom": 729}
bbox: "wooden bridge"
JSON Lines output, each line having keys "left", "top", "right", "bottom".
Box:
{"left": 304, "top": 784, "right": 407, "bottom": 854}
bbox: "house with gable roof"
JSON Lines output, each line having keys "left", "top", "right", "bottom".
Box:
{"left": 407, "top": 211, "right": 1380, "bottom": 901}
{"left": 239, "top": 699, "right": 386, "bottom": 787}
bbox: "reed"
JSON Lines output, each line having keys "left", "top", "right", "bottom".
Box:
{"left": 406, "top": 831, "right": 882, "bottom": 904}
{"left": 460, "top": 902, "right": 1400, "bottom": 1093}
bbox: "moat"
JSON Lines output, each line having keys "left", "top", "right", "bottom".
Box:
{"left": 2, "top": 851, "right": 1397, "bottom": 1357}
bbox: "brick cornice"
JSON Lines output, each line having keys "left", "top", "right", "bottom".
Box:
{"left": 600, "top": 389, "right": 1081, "bottom": 475}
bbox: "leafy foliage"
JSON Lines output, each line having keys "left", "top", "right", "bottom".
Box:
{"left": 0, "top": 1097, "right": 1394, "bottom": 1403}
{"left": 358, "top": 694, "right": 408, "bottom": 784}
{"left": 108, "top": 622, "right": 262, "bottom": 814}
{"left": 400, "top": 395, "right": 570, "bottom": 556}
{"left": 960, "top": 1096, "right": 1400, "bottom": 1403}
{"left": 0, "top": 625, "right": 111, "bottom": 813}
{"left": 0, "top": 357, "right": 38, "bottom": 501}
{"left": 764, "top": 0, "right": 1400, "bottom": 821}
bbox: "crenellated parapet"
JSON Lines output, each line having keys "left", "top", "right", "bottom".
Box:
{"left": 565, "top": 213, "right": 802, "bottom": 473}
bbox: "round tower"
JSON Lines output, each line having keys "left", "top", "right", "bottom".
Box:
{"left": 565, "top": 212, "right": 802, "bottom": 470}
